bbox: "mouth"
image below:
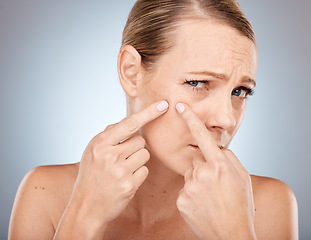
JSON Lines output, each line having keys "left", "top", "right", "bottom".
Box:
{"left": 189, "top": 144, "right": 201, "bottom": 152}
{"left": 189, "top": 144, "right": 225, "bottom": 152}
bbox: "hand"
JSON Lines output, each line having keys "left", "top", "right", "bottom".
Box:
{"left": 175, "top": 103, "right": 256, "bottom": 240}
{"left": 69, "top": 100, "right": 169, "bottom": 228}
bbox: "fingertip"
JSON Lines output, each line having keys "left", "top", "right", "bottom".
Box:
{"left": 141, "top": 165, "right": 149, "bottom": 175}
{"left": 176, "top": 103, "right": 185, "bottom": 114}
{"left": 134, "top": 165, "right": 149, "bottom": 187}
{"left": 156, "top": 100, "right": 169, "bottom": 112}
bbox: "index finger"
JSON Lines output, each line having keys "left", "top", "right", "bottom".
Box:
{"left": 106, "top": 100, "right": 169, "bottom": 145}
{"left": 175, "top": 102, "right": 222, "bottom": 162}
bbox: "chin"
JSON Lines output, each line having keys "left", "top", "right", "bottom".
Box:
{"left": 146, "top": 141, "right": 197, "bottom": 177}
{"left": 141, "top": 115, "right": 197, "bottom": 176}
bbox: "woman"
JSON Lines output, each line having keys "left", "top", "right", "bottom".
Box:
{"left": 9, "top": 0, "right": 298, "bottom": 239}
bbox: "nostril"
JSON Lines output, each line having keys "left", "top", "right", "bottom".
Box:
{"left": 208, "top": 115, "right": 236, "bottom": 132}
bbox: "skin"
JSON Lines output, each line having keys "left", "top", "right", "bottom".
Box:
{"left": 8, "top": 20, "right": 298, "bottom": 239}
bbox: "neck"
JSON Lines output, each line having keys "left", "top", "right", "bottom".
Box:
{"left": 128, "top": 155, "right": 185, "bottom": 227}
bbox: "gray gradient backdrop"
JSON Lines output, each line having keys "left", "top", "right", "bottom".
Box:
{"left": 0, "top": 0, "right": 310, "bottom": 239}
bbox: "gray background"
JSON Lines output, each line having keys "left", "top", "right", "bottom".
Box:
{"left": 0, "top": 0, "right": 310, "bottom": 239}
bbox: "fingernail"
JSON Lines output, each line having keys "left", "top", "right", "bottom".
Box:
{"left": 157, "top": 101, "right": 169, "bottom": 112}
{"left": 176, "top": 103, "right": 185, "bottom": 113}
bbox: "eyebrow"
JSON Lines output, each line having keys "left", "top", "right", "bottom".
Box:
{"left": 186, "top": 71, "right": 256, "bottom": 87}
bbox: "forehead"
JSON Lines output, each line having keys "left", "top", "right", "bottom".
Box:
{"left": 166, "top": 20, "right": 257, "bottom": 79}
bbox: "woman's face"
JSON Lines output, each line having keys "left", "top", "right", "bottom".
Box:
{"left": 134, "top": 20, "right": 257, "bottom": 175}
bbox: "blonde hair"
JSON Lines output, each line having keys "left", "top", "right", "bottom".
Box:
{"left": 122, "top": 0, "right": 255, "bottom": 71}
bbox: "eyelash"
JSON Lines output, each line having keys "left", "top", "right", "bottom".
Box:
{"left": 234, "top": 86, "right": 255, "bottom": 98}
{"left": 184, "top": 79, "right": 209, "bottom": 91}
{"left": 184, "top": 79, "right": 255, "bottom": 98}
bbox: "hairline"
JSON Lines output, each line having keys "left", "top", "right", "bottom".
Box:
{"left": 141, "top": 15, "right": 256, "bottom": 74}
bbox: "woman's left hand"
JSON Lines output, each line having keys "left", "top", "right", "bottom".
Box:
{"left": 175, "top": 103, "right": 257, "bottom": 240}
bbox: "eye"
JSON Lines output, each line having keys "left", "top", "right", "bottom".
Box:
{"left": 232, "top": 87, "right": 254, "bottom": 98}
{"left": 184, "top": 80, "right": 209, "bottom": 90}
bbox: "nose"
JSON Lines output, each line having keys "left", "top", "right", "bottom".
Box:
{"left": 200, "top": 96, "right": 237, "bottom": 132}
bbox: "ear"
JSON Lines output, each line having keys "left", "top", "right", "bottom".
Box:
{"left": 117, "top": 45, "right": 142, "bottom": 97}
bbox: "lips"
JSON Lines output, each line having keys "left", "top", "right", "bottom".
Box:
{"left": 189, "top": 144, "right": 225, "bottom": 151}
{"left": 189, "top": 144, "right": 201, "bottom": 152}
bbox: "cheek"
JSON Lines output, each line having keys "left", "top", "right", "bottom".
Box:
{"left": 137, "top": 77, "right": 172, "bottom": 109}
{"left": 142, "top": 100, "right": 187, "bottom": 139}
{"left": 137, "top": 79, "right": 195, "bottom": 142}
{"left": 139, "top": 101, "right": 195, "bottom": 174}
{"left": 234, "top": 107, "right": 246, "bottom": 131}
{"left": 233, "top": 99, "right": 247, "bottom": 123}
{"left": 139, "top": 98, "right": 193, "bottom": 154}
{"left": 232, "top": 97, "right": 247, "bottom": 110}
{"left": 138, "top": 88, "right": 162, "bottom": 109}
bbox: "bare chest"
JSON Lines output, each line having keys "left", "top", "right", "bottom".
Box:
{"left": 51, "top": 195, "right": 196, "bottom": 239}
{"left": 102, "top": 216, "right": 197, "bottom": 240}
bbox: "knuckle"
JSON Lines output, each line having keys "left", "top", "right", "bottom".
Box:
{"left": 105, "top": 151, "right": 119, "bottom": 162}
{"left": 90, "top": 131, "right": 109, "bottom": 146}
{"left": 216, "top": 161, "right": 231, "bottom": 174}
{"left": 176, "top": 196, "right": 191, "bottom": 217}
{"left": 95, "top": 148, "right": 119, "bottom": 162}
{"left": 121, "top": 180, "right": 136, "bottom": 196}
{"left": 124, "top": 117, "right": 139, "bottom": 132}
{"left": 114, "top": 167, "right": 126, "bottom": 179}
{"left": 104, "top": 123, "right": 115, "bottom": 131}
{"left": 91, "top": 144, "right": 103, "bottom": 159}
{"left": 176, "top": 193, "right": 188, "bottom": 212}
{"left": 90, "top": 133, "right": 103, "bottom": 146}
{"left": 194, "top": 166, "right": 209, "bottom": 182}
{"left": 196, "top": 170, "right": 208, "bottom": 182}
{"left": 183, "top": 182, "right": 196, "bottom": 196}
{"left": 176, "top": 196, "right": 185, "bottom": 211}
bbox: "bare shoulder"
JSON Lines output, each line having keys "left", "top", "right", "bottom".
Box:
{"left": 9, "top": 163, "right": 79, "bottom": 240}
{"left": 251, "top": 175, "right": 299, "bottom": 240}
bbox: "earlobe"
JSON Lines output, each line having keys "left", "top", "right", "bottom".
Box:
{"left": 117, "top": 45, "right": 142, "bottom": 97}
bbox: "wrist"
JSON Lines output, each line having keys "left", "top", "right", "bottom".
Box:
{"left": 54, "top": 198, "right": 108, "bottom": 240}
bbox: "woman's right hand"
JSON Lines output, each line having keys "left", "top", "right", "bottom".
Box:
{"left": 58, "top": 100, "right": 169, "bottom": 236}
